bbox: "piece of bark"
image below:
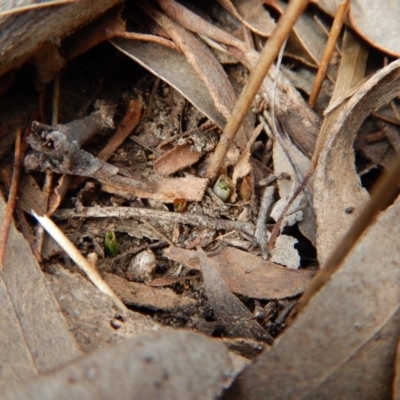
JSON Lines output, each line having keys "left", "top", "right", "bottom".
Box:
{"left": 0, "top": 330, "right": 233, "bottom": 400}
{"left": 0, "top": 0, "right": 123, "bottom": 77}
{"left": 100, "top": 175, "right": 208, "bottom": 203}
{"left": 273, "top": 137, "right": 316, "bottom": 245}
{"left": 0, "top": 193, "right": 81, "bottom": 391}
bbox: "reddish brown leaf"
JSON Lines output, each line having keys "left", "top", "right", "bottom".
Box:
{"left": 164, "top": 246, "right": 314, "bottom": 300}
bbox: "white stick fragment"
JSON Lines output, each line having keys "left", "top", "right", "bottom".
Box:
{"left": 32, "top": 210, "right": 127, "bottom": 314}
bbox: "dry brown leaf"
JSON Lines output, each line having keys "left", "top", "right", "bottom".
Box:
{"left": 104, "top": 273, "right": 197, "bottom": 312}
{"left": 164, "top": 246, "right": 314, "bottom": 300}
{"left": 196, "top": 246, "right": 273, "bottom": 344}
{"left": 119, "top": 0, "right": 320, "bottom": 154}
{"left": 145, "top": 3, "right": 249, "bottom": 147}
{"left": 313, "top": 0, "right": 400, "bottom": 57}
{"left": 314, "top": 33, "right": 400, "bottom": 263}
{"left": 63, "top": 5, "right": 126, "bottom": 61}
{"left": 0, "top": 194, "right": 80, "bottom": 391}
{"left": 1, "top": 330, "right": 233, "bottom": 400}
{"left": 266, "top": 0, "right": 327, "bottom": 68}
{"left": 394, "top": 337, "right": 400, "bottom": 400}
{"left": 153, "top": 144, "right": 202, "bottom": 176}
{"left": 111, "top": 39, "right": 226, "bottom": 129}
{"left": 46, "top": 264, "right": 159, "bottom": 353}
{"left": 217, "top": 0, "right": 276, "bottom": 37}
{"left": 19, "top": 174, "right": 46, "bottom": 215}
{"left": 225, "top": 193, "right": 400, "bottom": 399}
{"left": 349, "top": 1, "right": 400, "bottom": 57}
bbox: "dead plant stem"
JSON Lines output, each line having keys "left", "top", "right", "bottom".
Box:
{"left": 54, "top": 206, "right": 255, "bottom": 236}
{"left": 308, "top": 0, "right": 350, "bottom": 107}
{"left": 205, "top": 0, "right": 310, "bottom": 183}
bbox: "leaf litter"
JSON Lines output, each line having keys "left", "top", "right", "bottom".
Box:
{"left": 1, "top": 0, "right": 400, "bottom": 398}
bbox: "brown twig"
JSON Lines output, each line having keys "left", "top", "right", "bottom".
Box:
{"left": 54, "top": 206, "right": 255, "bottom": 236}
{"left": 308, "top": 0, "right": 350, "bottom": 107}
{"left": 0, "top": 129, "right": 22, "bottom": 268}
{"left": 141, "top": 218, "right": 175, "bottom": 247}
{"left": 205, "top": 0, "right": 310, "bottom": 183}
{"left": 110, "top": 31, "right": 181, "bottom": 53}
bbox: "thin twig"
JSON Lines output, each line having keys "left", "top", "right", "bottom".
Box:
{"left": 141, "top": 218, "right": 175, "bottom": 247}
{"left": 31, "top": 210, "right": 127, "bottom": 314}
{"left": 206, "top": 0, "right": 310, "bottom": 182}
{"left": 0, "top": 129, "right": 22, "bottom": 268}
{"left": 54, "top": 206, "right": 255, "bottom": 236}
{"left": 308, "top": 0, "right": 350, "bottom": 107}
{"left": 111, "top": 31, "right": 181, "bottom": 53}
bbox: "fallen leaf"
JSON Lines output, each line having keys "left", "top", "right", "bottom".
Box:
{"left": 349, "top": 0, "right": 400, "bottom": 57}
{"left": 104, "top": 273, "right": 197, "bottom": 312}
{"left": 0, "top": 194, "right": 80, "bottom": 391}
{"left": 153, "top": 143, "right": 202, "bottom": 176}
{"left": 314, "top": 33, "right": 400, "bottom": 263}
{"left": 196, "top": 246, "right": 273, "bottom": 344}
{"left": 164, "top": 246, "right": 314, "bottom": 300}
{"left": 217, "top": 0, "right": 276, "bottom": 37}
{"left": 312, "top": 0, "right": 400, "bottom": 57}
{"left": 266, "top": 0, "right": 328, "bottom": 68}
{"left": 97, "top": 98, "right": 142, "bottom": 162}
{"left": 46, "top": 264, "right": 159, "bottom": 353}
{"left": 1, "top": 330, "right": 233, "bottom": 400}
{"left": 225, "top": 192, "right": 400, "bottom": 400}
{"left": 111, "top": 38, "right": 226, "bottom": 129}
